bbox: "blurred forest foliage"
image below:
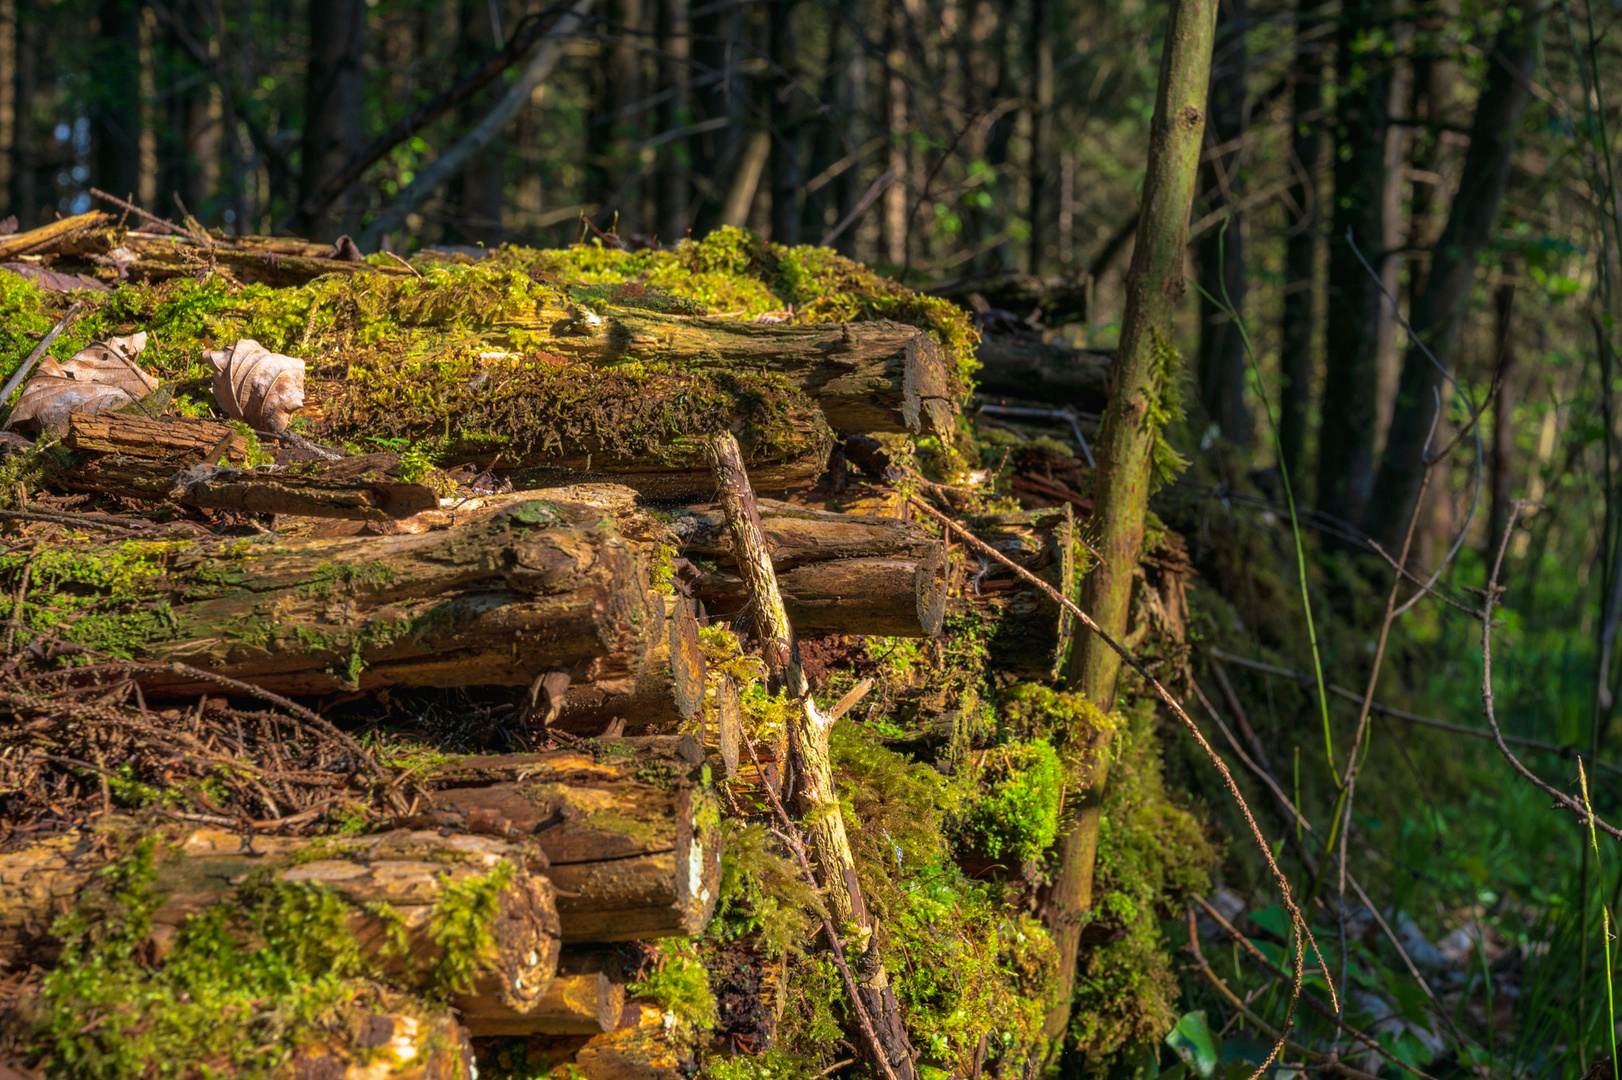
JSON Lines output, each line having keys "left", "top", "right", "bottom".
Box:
{"left": 6, "top": 0, "right": 1622, "bottom": 1076}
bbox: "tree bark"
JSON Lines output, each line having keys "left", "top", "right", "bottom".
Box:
{"left": 1039, "top": 0, "right": 1214, "bottom": 1054}
{"left": 671, "top": 498, "right": 944, "bottom": 567}
{"left": 301, "top": 0, "right": 368, "bottom": 240}
{"left": 466, "top": 952, "right": 627, "bottom": 1036}
{"left": 419, "top": 739, "right": 723, "bottom": 943}
{"left": 1278, "top": 0, "right": 1326, "bottom": 481}
{"left": 965, "top": 506, "right": 1075, "bottom": 681}
{"left": 1315, "top": 0, "right": 1396, "bottom": 531}
{"left": 1487, "top": 264, "right": 1518, "bottom": 562}
{"left": 10, "top": 503, "right": 657, "bottom": 697}
{"left": 0, "top": 826, "right": 561, "bottom": 1022}
{"left": 551, "top": 594, "right": 709, "bottom": 733}
{"left": 704, "top": 431, "right": 917, "bottom": 1080}
{"left": 450, "top": 0, "right": 508, "bottom": 248}
{"left": 690, "top": 552, "right": 948, "bottom": 638}
{"left": 1364, "top": 3, "right": 1541, "bottom": 549}
{"left": 1195, "top": 0, "right": 1250, "bottom": 447}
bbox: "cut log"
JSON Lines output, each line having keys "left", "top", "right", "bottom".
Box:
{"left": 0, "top": 826, "right": 561, "bottom": 1021}
{"left": 168, "top": 456, "right": 439, "bottom": 520}
{"left": 973, "top": 336, "right": 1115, "bottom": 415}
{"left": 692, "top": 553, "right": 949, "bottom": 638}
{"left": 479, "top": 1003, "right": 689, "bottom": 1080}
{"left": 463, "top": 952, "right": 626, "bottom": 1036}
{"left": 961, "top": 505, "right": 1075, "bottom": 680}
{"left": 57, "top": 228, "right": 415, "bottom": 287}
{"left": 421, "top": 740, "right": 723, "bottom": 942}
{"left": 551, "top": 595, "right": 707, "bottom": 734}
{"left": 0, "top": 212, "right": 112, "bottom": 260}
{"left": 62, "top": 413, "right": 251, "bottom": 459}
{"left": 8, "top": 501, "right": 656, "bottom": 696}
{"left": 670, "top": 498, "right": 941, "bottom": 568}
{"left": 280, "top": 999, "right": 476, "bottom": 1080}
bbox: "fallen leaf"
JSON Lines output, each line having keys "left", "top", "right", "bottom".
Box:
{"left": 6, "top": 332, "right": 161, "bottom": 433}
{"left": 206, "top": 339, "right": 305, "bottom": 432}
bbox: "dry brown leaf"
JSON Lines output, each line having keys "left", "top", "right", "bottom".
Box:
{"left": 0, "top": 263, "right": 111, "bottom": 293}
{"left": 6, "top": 332, "right": 160, "bottom": 433}
{"left": 206, "top": 338, "right": 305, "bottom": 432}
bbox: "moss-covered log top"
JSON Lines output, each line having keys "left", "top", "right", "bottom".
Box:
{"left": 0, "top": 227, "right": 977, "bottom": 493}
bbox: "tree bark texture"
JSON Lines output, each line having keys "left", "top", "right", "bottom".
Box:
{"left": 1364, "top": 3, "right": 1542, "bottom": 549}
{"left": 551, "top": 594, "right": 709, "bottom": 733}
{"left": 1487, "top": 266, "right": 1519, "bottom": 562}
{"left": 1042, "top": 0, "right": 1215, "bottom": 1053}
{"left": 1315, "top": 0, "right": 1396, "bottom": 530}
{"left": 704, "top": 431, "right": 918, "bottom": 1080}
{"left": 690, "top": 553, "right": 948, "bottom": 638}
{"left": 10, "top": 502, "right": 657, "bottom": 697}
{"left": 419, "top": 739, "right": 723, "bottom": 942}
{"left": 964, "top": 506, "right": 1075, "bottom": 681}
{"left": 0, "top": 826, "right": 561, "bottom": 1024}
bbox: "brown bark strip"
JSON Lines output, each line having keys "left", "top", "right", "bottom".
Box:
{"left": 703, "top": 431, "right": 917, "bottom": 1080}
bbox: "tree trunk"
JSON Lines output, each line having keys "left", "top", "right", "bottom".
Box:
{"left": 1278, "top": 0, "right": 1326, "bottom": 481}
{"left": 657, "top": 0, "right": 691, "bottom": 243}
{"left": 1363, "top": 3, "right": 1541, "bottom": 549}
{"left": 1039, "top": 0, "right": 1214, "bottom": 1054}
{"left": 10, "top": 0, "right": 33, "bottom": 227}
{"left": 451, "top": 0, "right": 507, "bottom": 247}
{"left": 704, "top": 432, "right": 918, "bottom": 1080}
{"left": 419, "top": 739, "right": 723, "bottom": 942}
{"left": 302, "top": 0, "right": 368, "bottom": 240}
{"left": 91, "top": 0, "right": 140, "bottom": 207}
{"left": 1195, "top": 0, "right": 1250, "bottom": 447}
{"left": 0, "top": 826, "right": 561, "bottom": 1023}
{"left": 1314, "top": 0, "right": 1395, "bottom": 531}
{"left": 7, "top": 503, "right": 657, "bottom": 697}
{"left": 767, "top": 0, "right": 803, "bottom": 245}
{"left": 1025, "top": 0, "right": 1053, "bottom": 274}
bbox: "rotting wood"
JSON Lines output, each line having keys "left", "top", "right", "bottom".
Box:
{"left": 669, "top": 497, "right": 942, "bottom": 568}
{"left": 497, "top": 1002, "right": 689, "bottom": 1080}
{"left": 463, "top": 952, "right": 626, "bottom": 1036}
{"left": 417, "top": 738, "right": 722, "bottom": 942}
{"left": 0, "top": 212, "right": 111, "bottom": 260}
{"left": 703, "top": 431, "right": 917, "bottom": 1080}
{"left": 959, "top": 505, "right": 1075, "bottom": 680}
{"left": 8, "top": 500, "right": 656, "bottom": 697}
{"left": 690, "top": 551, "right": 948, "bottom": 638}
{"left": 551, "top": 594, "right": 707, "bottom": 734}
{"left": 168, "top": 455, "right": 440, "bottom": 520}
{"left": 972, "top": 337, "right": 1114, "bottom": 415}
{"left": 281, "top": 999, "right": 477, "bottom": 1080}
{"left": 55, "top": 228, "right": 415, "bottom": 287}
{"left": 0, "top": 825, "right": 560, "bottom": 1023}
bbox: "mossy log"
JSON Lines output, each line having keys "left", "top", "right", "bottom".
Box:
{"left": 973, "top": 336, "right": 1115, "bottom": 414}
{"left": 464, "top": 952, "right": 626, "bottom": 1037}
{"left": 691, "top": 551, "right": 949, "bottom": 638}
{"left": 420, "top": 739, "right": 722, "bottom": 942}
{"left": 962, "top": 505, "right": 1075, "bottom": 681}
{"left": 167, "top": 458, "right": 441, "bottom": 520}
{"left": 551, "top": 595, "right": 707, "bottom": 735}
{"left": 58, "top": 228, "right": 416, "bottom": 288}
{"left": 13, "top": 501, "right": 655, "bottom": 697}
{"left": 0, "top": 826, "right": 561, "bottom": 1022}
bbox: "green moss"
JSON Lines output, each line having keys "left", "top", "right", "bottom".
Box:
{"left": 425, "top": 861, "right": 516, "bottom": 996}
{"left": 629, "top": 939, "right": 719, "bottom": 1046}
{"left": 1000, "top": 682, "right": 1121, "bottom": 782}
{"left": 712, "top": 820, "right": 824, "bottom": 958}
{"left": 959, "top": 739, "right": 1064, "bottom": 864}
{"left": 1064, "top": 699, "right": 1216, "bottom": 1079}
{"left": 702, "top": 1048, "right": 817, "bottom": 1080}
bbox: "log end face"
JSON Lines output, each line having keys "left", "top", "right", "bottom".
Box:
{"left": 669, "top": 597, "right": 706, "bottom": 722}
{"left": 902, "top": 332, "right": 956, "bottom": 438}
{"left": 914, "top": 546, "right": 949, "bottom": 639}
{"left": 485, "top": 869, "right": 564, "bottom": 1016}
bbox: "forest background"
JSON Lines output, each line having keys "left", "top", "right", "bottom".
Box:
{"left": 1, "top": 0, "right": 1621, "bottom": 1076}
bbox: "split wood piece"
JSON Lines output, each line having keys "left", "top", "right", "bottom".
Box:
{"left": 961, "top": 504, "right": 1076, "bottom": 681}
{"left": 973, "top": 336, "right": 1114, "bottom": 415}
{"left": 703, "top": 431, "right": 916, "bottom": 1080}
{"left": 690, "top": 551, "right": 949, "bottom": 638}
{"left": 0, "top": 826, "right": 560, "bottom": 1021}
{"left": 21, "top": 500, "right": 655, "bottom": 697}
{"left": 168, "top": 454, "right": 439, "bottom": 520}
{"left": 487, "top": 1002, "right": 689, "bottom": 1080}
{"left": 58, "top": 413, "right": 253, "bottom": 497}
{"left": 464, "top": 951, "right": 627, "bottom": 1036}
{"left": 0, "top": 212, "right": 112, "bottom": 260}
{"left": 551, "top": 594, "right": 707, "bottom": 734}
{"left": 669, "top": 497, "right": 941, "bottom": 568}
{"left": 281, "top": 998, "right": 476, "bottom": 1080}
{"left": 420, "top": 739, "right": 722, "bottom": 942}
{"left": 58, "top": 229, "right": 415, "bottom": 287}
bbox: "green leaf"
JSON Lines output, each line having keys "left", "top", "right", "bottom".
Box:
{"left": 1166, "top": 1010, "right": 1221, "bottom": 1079}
